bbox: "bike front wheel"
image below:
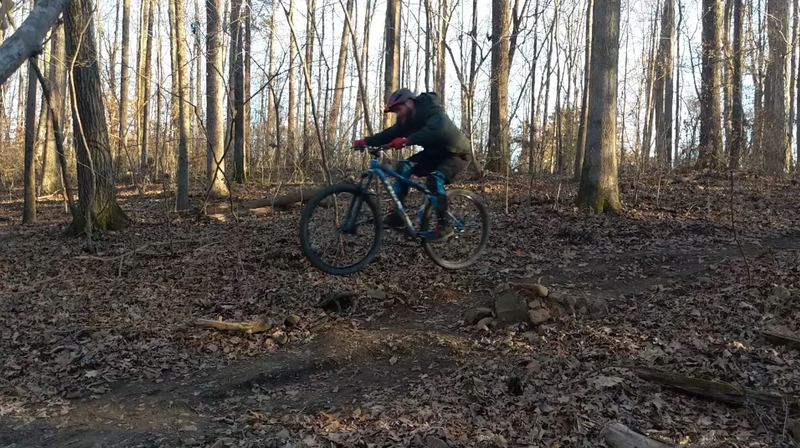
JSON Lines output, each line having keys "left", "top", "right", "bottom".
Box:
{"left": 299, "top": 183, "right": 383, "bottom": 275}
{"left": 420, "top": 188, "right": 490, "bottom": 270}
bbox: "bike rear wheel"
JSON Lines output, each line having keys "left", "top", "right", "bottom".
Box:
{"left": 420, "top": 188, "right": 490, "bottom": 270}
{"left": 299, "top": 183, "right": 383, "bottom": 275}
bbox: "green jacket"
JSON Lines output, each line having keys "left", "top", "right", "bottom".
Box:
{"left": 364, "top": 92, "right": 470, "bottom": 156}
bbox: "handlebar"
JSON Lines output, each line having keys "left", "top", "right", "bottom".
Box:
{"left": 353, "top": 143, "right": 409, "bottom": 159}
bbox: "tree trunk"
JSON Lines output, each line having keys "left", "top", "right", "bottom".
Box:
{"left": 486, "top": 0, "right": 511, "bottom": 173}
{"left": 267, "top": 0, "right": 277, "bottom": 171}
{"left": 174, "top": 0, "right": 191, "bottom": 209}
{"left": 64, "top": 0, "right": 128, "bottom": 235}
{"left": 763, "top": 0, "right": 790, "bottom": 172}
{"left": 117, "top": 0, "right": 130, "bottom": 169}
{"left": 655, "top": 0, "right": 675, "bottom": 167}
{"left": 576, "top": 0, "right": 622, "bottom": 213}
{"left": 674, "top": 0, "right": 682, "bottom": 163}
{"left": 228, "top": 0, "right": 246, "bottom": 182}
{"left": 23, "top": 50, "right": 38, "bottom": 224}
{"left": 206, "top": 0, "right": 228, "bottom": 197}
{"left": 435, "top": 0, "right": 449, "bottom": 105}
{"left": 384, "top": 0, "right": 400, "bottom": 129}
{"left": 697, "top": 0, "right": 724, "bottom": 169}
{"left": 0, "top": 0, "right": 70, "bottom": 85}
{"left": 40, "top": 23, "right": 64, "bottom": 194}
{"left": 788, "top": 0, "right": 798, "bottom": 162}
{"left": 730, "top": 0, "right": 745, "bottom": 168}
{"left": 797, "top": 0, "right": 800, "bottom": 170}
{"left": 140, "top": 0, "right": 154, "bottom": 181}
{"left": 326, "top": 0, "right": 353, "bottom": 151}
{"left": 722, "top": 0, "right": 734, "bottom": 158}
{"left": 287, "top": 0, "right": 295, "bottom": 172}
{"left": 302, "top": 0, "right": 314, "bottom": 171}
{"left": 574, "top": 0, "right": 593, "bottom": 180}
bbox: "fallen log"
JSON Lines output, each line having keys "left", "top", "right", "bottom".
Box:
{"left": 599, "top": 422, "right": 673, "bottom": 448}
{"left": 195, "top": 318, "right": 274, "bottom": 334}
{"left": 633, "top": 366, "right": 798, "bottom": 411}
{"left": 757, "top": 329, "right": 800, "bottom": 350}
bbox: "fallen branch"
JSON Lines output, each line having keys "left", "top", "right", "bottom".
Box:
{"left": 598, "top": 422, "right": 673, "bottom": 448}
{"left": 75, "top": 238, "right": 216, "bottom": 262}
{"left": 758, "top": 329, "right": 800, "bottom": 350}
{"left": 195, "top": 318, "right": 273, "bottom": 334}
{"left": 633, "top": 366, "right": 799, "bottom": 411}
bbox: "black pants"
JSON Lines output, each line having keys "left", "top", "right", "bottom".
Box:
{"left": 393, "top": 151, "right": 469, "bottom": 224}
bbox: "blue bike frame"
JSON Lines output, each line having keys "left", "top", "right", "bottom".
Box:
{"left": 343, "top": 147, "right": 462, "bottom": 239}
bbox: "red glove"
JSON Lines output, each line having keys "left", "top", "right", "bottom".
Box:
{"left": 353, "top": 138, "right": 367, "bottom": 149}
{"left": 387, "top": 137, "right": 407, "bottom": 149}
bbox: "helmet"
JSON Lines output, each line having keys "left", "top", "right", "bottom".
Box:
{"left": 385, "top": 88, "right": 415, "bottom": 112}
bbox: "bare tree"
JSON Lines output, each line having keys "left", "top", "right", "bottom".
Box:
{"left": 697, "top": 0, "right": 723, "bottom": 169}
{"left": 302, "top": 0, "right": 314, "bottom": 170}
{"left": 173, "top": 0, "right": 191, "bottom": 209}
{"left": 574, "top": 0, "right": 593, "bottom": 180}
{"left": 287, "top": 0, "right": 296, "bottom": 172}
{"left": 140, "top": 0, "right": 155, "bottom": 180}
{"left": 576, "top": 0, "right": 622, "bottom": 213}
{"left": 64, "top": 0, "right": 128, "bottom": 234}
{"left": 384, "top": 0, "right": 401, "bottom": 129}
{"left": 23, "top": 39, "right": 38, "bottom": 224}
{"left": 486, "top": 0, "right": 511, "bottom": 173}
{"left": 654, "top": 0, "right": 674, "bottom": 167}
{"left": 326, "top": 0, "right": 354, "bottom": 151}
{"left": 40, "top": 22, "right": 65, "bottom": 194}
{"left": 207, "top": 0, "right": 228, "bottom": 196}
{"left": 730, "top": 0, "right": 745, "bottom": 168}
{"left": 230, "top": 0, "right": 247, "bottom": 182}
{"left": 763, "top": 0, "right": 790, "bottom": 172}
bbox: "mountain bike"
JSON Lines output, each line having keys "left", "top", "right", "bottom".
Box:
{"left": 299, "top": 145, "right": 490, "bottom": 275}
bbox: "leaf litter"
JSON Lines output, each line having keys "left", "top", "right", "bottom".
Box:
{"left": 0, "top": 171, "right": 799, "bottom": 447}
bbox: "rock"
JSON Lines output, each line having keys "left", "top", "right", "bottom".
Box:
{"left": 526, "top": 359, "right": 542, "bottom": 374}
{"left": 698, "top": 277, "right": 713, "bottom": 286}
{"left": 275, "top": 429, "right": 291, "bottom": 440}
{"left": 538, "top": 403, "right": 555, "bottom": 414}
{"left": 530, "top": 284, "right": 549, "bottom": 298}
{"left": 476, "top": 317, "right": 493, "bottom": 332}
{"left": 772, "top": 285, "right": 791, "bottom": 300}
{"left": 528, "top": 308, "right": 552, "bottom": 326}
{"left": 272, "top": 331, "right": 289, "bottom": 345}
{"left": 548, "top": 292, "right": 563, "bottom": 303}
{"left": 528, "top": 299, "right": 542, "bottom": 309}
{"left": 367, "top": 289, "right": 388, "bottom": 299}
{"left": 285, "top": 314, "right": 301, "bottom": 327}
{"left": 210, "top": 439, "right": 236, "bottom": 448}
{"left": 182, "top": 438, "right": 199, "bottom": 447}
{"left": 588, "top": 298, "right": 609, "bottom": 316}
{"left": 537, "top": 324, "right": 557, "bottom": 336}
{"left": 493, "top": 434, "right": 508, "bottom": 448}
{"left": 263, "top": 338, "right": 277, "bottom": 350}
{"left": 495, "top": 292, "right": 529, "bottom": 324}
{"left": 464, "top": 307, "right": 493, "bottom": 325}
{"left": 180, "top": 425, "right": 198, "bottom": 432}
{"left": 425, "top": 435, "right": 449, "bottom": 448}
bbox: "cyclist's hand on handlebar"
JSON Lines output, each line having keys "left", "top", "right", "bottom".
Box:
{"left": 387, "top": 137, "right": 407, "bottom": 149}
{"left": 352, "top": 138, "right": 367, "bottom": 150}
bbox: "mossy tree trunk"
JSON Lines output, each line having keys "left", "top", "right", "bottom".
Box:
{"left": 64, "top": 0, "right": 129, "bottom": 236}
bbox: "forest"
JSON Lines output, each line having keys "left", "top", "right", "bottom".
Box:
{"left": 1, "top": 0, "right": 800, "bottom": 446}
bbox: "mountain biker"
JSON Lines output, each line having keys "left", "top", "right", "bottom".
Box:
{"left": 353, "top": 88, "right": 471, "bottom": 241}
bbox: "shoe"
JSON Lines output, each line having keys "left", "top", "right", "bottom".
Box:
{"left": 426, "top": 223, "right": 454, "bottom": 242}
{"left": 383, "top": 210, "right": 405, "bottom": 230}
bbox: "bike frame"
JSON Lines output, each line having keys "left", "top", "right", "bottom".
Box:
{"left": 344, "top": 146, "right": 457, "bottom": 239}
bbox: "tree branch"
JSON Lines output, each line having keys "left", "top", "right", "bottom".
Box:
{"left": 0, "top": 0, "right": 70, "bottom": 84}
